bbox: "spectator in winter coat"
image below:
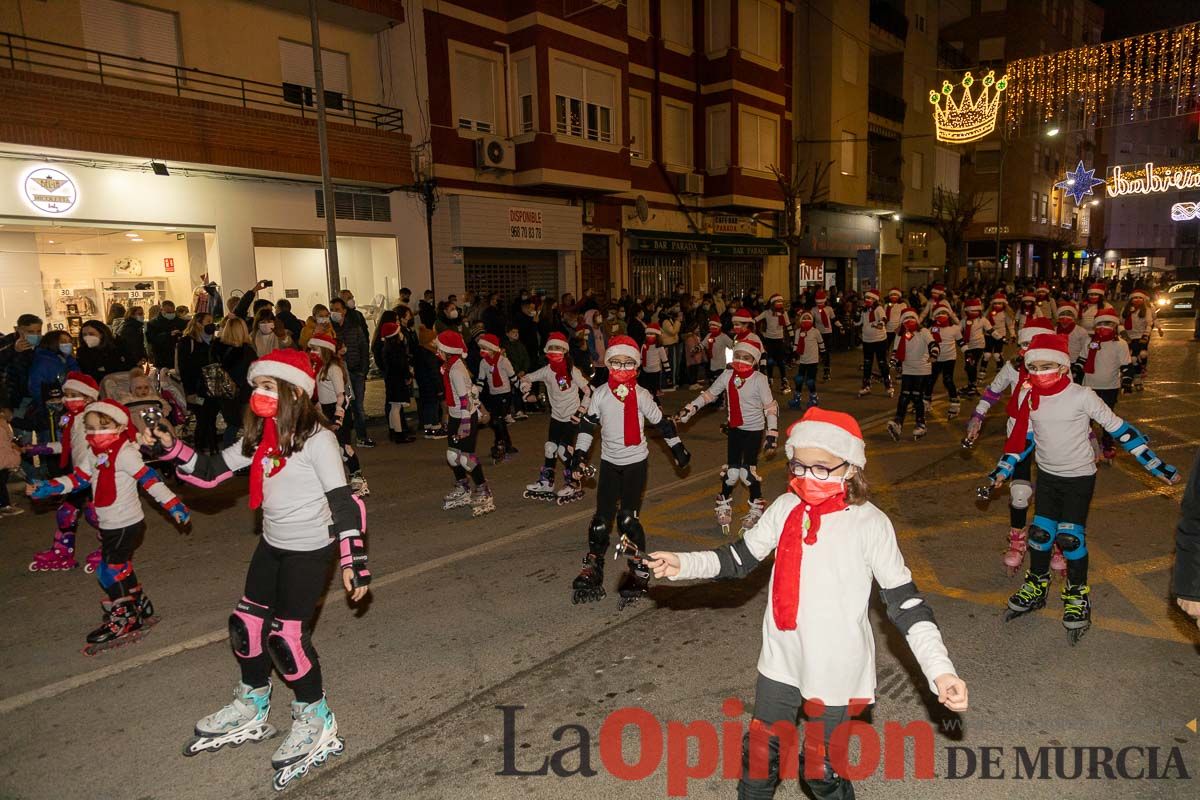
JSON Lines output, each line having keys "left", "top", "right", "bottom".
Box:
{"left": 482, "top": 291, "right": 507, "bottom": 338}
{"left": 76, "top": 320, "right": 128, "bottom": 384}
{"left": 145, "top": 300, "right": 187, "bottom": 368}
{"left": 116, "top": 306, "right": 148, "bottom": 365}
{"left": 414, "top": 324, "right": 445, "bottom": 438}
{"left": 338, "top": 290, "right": 372, "bottom": 350}
{"left": 216, "top": 316, "right": 257, "bottom": 447}
{"left": 231, "top": 279, "right": 272, "bottom": 320}
{"left": 300, "top": 303, "right": 337, "bottom": 349}
{"left": 27, "top": 331, "right": 80, "bottom": 420}
{"left": 515, "top": 298, "right": 542, "bottom": 369}
{"left": 275, "top": 298, "right": 304, "bottom": 341}
{"left": 379, "top": 317, "right": 415, "bottom": 443}
{"left": 331, "top": 296, "right": 373, "bottom": 446}
{"left": 1, "top": 313, "right": 43, "bottom": 421}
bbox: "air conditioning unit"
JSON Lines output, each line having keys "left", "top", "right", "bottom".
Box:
{"left": 677, "top": 172, "right": 704, "bottom": 195}
{"left": 476, "top": 136, "right": 516, "bottom": 171}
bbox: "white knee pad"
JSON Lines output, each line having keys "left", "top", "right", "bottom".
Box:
{"left": 445, "top": 449, "right": 460, "bottom": 468}
{"left": 458, "top": 452, "right": 473, "bottom": 469}
{"left": 1009, "top": 480, "right": 1033, "bottom": 510}
{"left": 744, "top": 467, "right": 761, "bottom": 486}
{"left": 722, "top": 465, "right": 740, "bottom": 486}
{"left": 544, "top": 440, "right": 558, "bottom": 460}
{"left": 557, "top": 445, "right": 568, "bottom": 462}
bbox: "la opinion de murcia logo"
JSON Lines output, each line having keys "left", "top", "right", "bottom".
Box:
{"left": 930, "top": 70, "right": 1010, "bottom": 144}
{"left": 23, "top": 167, "right": 77, "bottom": 214}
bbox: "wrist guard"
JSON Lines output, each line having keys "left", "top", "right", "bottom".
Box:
{"left": 1113, "top": 422, "right": 1177, "bottom": 482}
{"left": 339, "top": 531, "right": 371, "bottom": 588}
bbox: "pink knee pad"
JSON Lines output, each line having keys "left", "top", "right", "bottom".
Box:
{"left": 228, "top": 596, "right": 270, "bottom": 659}
{"left": 267, "top": 618, "right": 314, "bottom": 681}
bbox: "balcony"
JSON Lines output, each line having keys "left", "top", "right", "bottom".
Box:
{"left": 868, "top": 85, "right": 907, "bottom": 124}
{"left": 0, "top": 31, "right": 411, "bottom": 184}
{"left": 938, "top": 40, "right": 969, "bottom": 70}
{"left": 868, "top": 174, "right": 904, "bottom": 205}
{"left": 869, "top": 2, "right": 909, "bottom": 46}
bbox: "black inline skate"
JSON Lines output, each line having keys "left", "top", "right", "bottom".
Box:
{"left": 1061, "top": 583, "right": 1092, "bottom": 645}
{"left": 571, "top": 553, "right": 605, "bottom": 604}
{"left": 1004, "top": 571, "right": 1049, "bottom": 622}
{"left": 616, "top": 559, "right": 651, "bottom": 610}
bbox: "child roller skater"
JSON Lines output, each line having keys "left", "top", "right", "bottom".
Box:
{"left": 704, "top": 315, "right": 733, "bottom": 384}
{"left": 924, "top": 305, "right": 963, "bottom": 419}
{"left": 884, "top": 287, "right": 905, "bottom": 353}
{"left": 678, "top": 335, "right": 778, "bottom": 536}
{"left": 646, "top": 408, "right": 968, "bottom": 799}
{"left": 477, "top": 333, "right": 518, "bottom": 464}
{"left": 888, "top": 308, "right": 938, "bottom": 441}
{"left": 982, "top": 292, "right": 1013, "bottom": 380}
{"left": 811, "top": 290, "right": 840, "bottom": 381}
{"left": 1034, "top": 282, "right": 1057, "bottom": 318}
{"left": 856, "top": 289, "right": 892, "bottom": 398}
{"left": 568, "top": 335, "right": 690, "bottom": 608}
{"left": 1120, "top": 289, "right": 1158, "bottom": 391}
{"left": 437, "top": 330, "right": 494, "bottom": 516}
{"left": 960, "top": 298, "right": 986, "bottom": 397}
{"left": 307, "top": 333, "right": 369, "bottom": 498}
{"left": 1079, "top": 282, "right": 1108, "bottom": 332}
{"left": 28, "top": 399, "right": 189, "bottom": 654}
{"left": 1055, "top": 302, "right": 1090, "bottom": 379}
{"left": 639, "top": 323, "right": 671, "bottom": 401}
{"left": 919, "top": 283, "right": 958, "bottom": 324}
{"left": 151, "top": 349, "right": 370, "bottom": 789}
{"left": 519, "top": 332, "right": 591, "bottom": 504}
{"left": 964, "top": 317, "right": 1056, "bottom": 575}
{"left": 790, "top": 312, "right": 824, "bottom": 409}
{"left": 756, "top": 294, "right": 791, "bottom": 393}
{"left": 25, "top": 371, "right": 103, "bottom": 573}
{"left": 1015, "top": 290, "right": 1039, "bottom": 333}
{"left": 987, "top": 333, "right": 1178, "bottom": 644}
{"left": 1079, "top": 307, "right": 1134, "bottom": 463}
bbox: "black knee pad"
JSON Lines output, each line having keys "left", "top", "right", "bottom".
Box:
{"left": 1029, "top": 525, "right": 1053, "bottom": 546}
{"left": 617, "top": 510, "right": 646, "bottom": 551}
{"left": 588, "top": 515, "right": 610, "bottom": 555}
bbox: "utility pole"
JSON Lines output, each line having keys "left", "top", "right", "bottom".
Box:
{"left": 309, "top": 0, "right": 340, "bottom": 299}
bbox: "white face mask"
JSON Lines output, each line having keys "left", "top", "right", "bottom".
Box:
{"left": 259, "top": 322, "right": 274, "bottom": 335}
{"left": 316, "top": 316, "right": 330, "bottom": 325}
{"left": 446, "top": 309, "right": 459, "bottom": 320}
{"left": 82, "top": 335, "right": 101, "bottom": 349}
{"left": 331, "top": 312, "right": 344, "bottom": 324}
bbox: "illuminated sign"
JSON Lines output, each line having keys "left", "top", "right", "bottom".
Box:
{"left": 22, "top": 167, "right": 77, "bottom": 214}
{"left": 930, "top": 70, "right": 1009, "bottom": 144}
{"left": 1172, "top": 202, "right": 1200, "bottom": 221}
{"left": 1055, "top": 161, "right": 1105, "bottom": 205}
{"left": 1107, "top": 162, "right": 1200, "bottom": 197}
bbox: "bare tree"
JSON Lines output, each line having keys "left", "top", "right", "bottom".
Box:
{"left": 932, "top": 185, "right": 987, "bottom": 283}
{"left": 770, "top": 159, "right": 834, "bottom": 284}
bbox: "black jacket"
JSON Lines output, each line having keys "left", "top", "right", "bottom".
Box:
{"left": 1173, "top": 448, "right": 1200, "bottom": 601}
{"left": 146, "top": 315, "right": 186, "bottom": 368}
{"left": 1, "top": 334, "right": 35, "bottom": 417}
{"left": 277, "top": 310, "right": 303, "bottom": 341}
{"left": 381, "top": 336, "right": 411, "bottom": 403}
{"left": 76, "top": 344, "right": 129, "bottom": 384}
{"left": 335, "top": 319, "right": 369, "bottom": 376}
{"left": 176, "top": 337, "right": 213, "bottom": 397}
{"left": 221, "top": 344, "right": 257, "bottom": 403}
{"left": 117, "top": 319, "right": 148, "bottom": 365}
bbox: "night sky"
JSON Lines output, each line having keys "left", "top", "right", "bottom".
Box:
{"left": 1097, "top": 0, "right": 1199, "bottom": 40}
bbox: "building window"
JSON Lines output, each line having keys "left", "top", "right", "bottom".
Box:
{"left": 1040, "top": 193, "right": 1049, "bottom": 223}
{"left": 82, "top": 0, "right": 180, "bottom": 78}
{"left": 907, "top": 231, "right": 929, "bottom": 248}
{"left": 628, "top": 0, "right": 649, "bottom": 35}
{"left": 514, "top": 53, "right": 536, "bottom": 134}
{"left": 738, "top": 0, "right": 780, "bottom": 65}
{"left": 979, "top": 36, "right": 1005, "bottom": 63}
{"left": 911, "top": 151, "right": 924, "bottom": 190}
{"left": 975, "top": 143, "right": 1001, "bottom": 173}
{"left": 739, "top": 107, "right": 778, "bottom": 173}
{"left": 451, "top": 47, "right": 500, "bottom": 133}
{"left": 1032, "top": 142, "right": 1041, "bottom": 174}
{"left": 662, "top": 98, "right": 693, "bottom": 168}
{"left": 629, "top": 91, "right": 651, "bottom": 160}
{"left": 279, "top": 40, "right": 350, "bottom": 100}
{"left": 706, "top": 0, "right": 730, "bottom": 55}
{"left": 840, "top": 131, "right": 856, "bottom": 176}
{"left": 553, "top": 58, "right": 617, "bottom": 144}
{"left": 841, "top": 34, "right": 857, "bottom": 84}
{"left": 934, "top": 146, "right": 960, "bottom": 193}
{"left": 980, "top": 191, "right": 998, "bottom": 222}
{"left": 1031, "top": 191, "right": 1039, "bottom": 222}
{"left": 707, "top": 105, "right": 731, "bottom": 172}
{"left": 661, "top": 0, "right": 693, "bottom": 51}
{"left": 912, "top": 0, "right": 927, "bottom": 34}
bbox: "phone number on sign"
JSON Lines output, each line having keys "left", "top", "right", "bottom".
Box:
{"left": 511, "top": 225, "right": 543, "bottom": 241}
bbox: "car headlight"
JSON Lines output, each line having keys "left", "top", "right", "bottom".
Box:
{"left": 1157, "top": 298, "right": 1168, "bottom": 306}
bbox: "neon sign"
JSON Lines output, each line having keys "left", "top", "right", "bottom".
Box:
{"left": 1172, "top": 202, "right": 1199, "bottom": 221}
{"left": 930, "top": 70, "right": 1009, "bottom": 144}
{"left": 1107, "top": 162, "right": 1200, "bottom": 197}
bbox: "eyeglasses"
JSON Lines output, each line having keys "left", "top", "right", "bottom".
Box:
{"left": 608, "top": 358, "right": 638, "bottom": 370}
{"left": 789, "top": 460, "right": 848, "bottom": 480}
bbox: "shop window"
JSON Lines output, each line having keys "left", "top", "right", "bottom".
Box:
{"left": 554, "top": 58, "right": 616, "bottom": 144}
{"left": 707, "top": 105, "right": 731, "bottom": 172}
{"left": 708, "top": 259, "right": 763, "bottom": 299}
{"left": 631, "top": 254, "right": 689, "bottom": 299}
{"left": 254, "top": 234, "right": 401, "bottom": 321}
{"left": 464, "top": 250, "right": 560, "bottom": 302}
{"left": 738, "top": 0, "right": 780, "bottom": 65}
{"left": 82, "top": 0, "right": 180, "bottom": 82}
{"left": 706, "top": 0, "right": 730, "bottom": 55}
{"left": 451, "top": 47, "right": 500, "bottom": 134}
{"left": 661, "top": 0, "right": 693, "bottom": 51}
{"left": 662, "top": 99, "right": 693, "bottom": 168}
{"left": 629, "top": 91, "right": 651, "bottom": 160}
{"left": 840, "top": 131, "right": 856, "bottom": 176}
{"left": 739, "top": 108, "right": 778, "bottom": 173}
{"left": 315, "top": 190, "right": 391, "bottom": 223}
{"left": 514, "top": 53, "right": 537, "bottom": 134}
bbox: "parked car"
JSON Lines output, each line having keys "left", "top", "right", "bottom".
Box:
{"left": 1157, "top": 282, "right": 1199, "bottom": 316}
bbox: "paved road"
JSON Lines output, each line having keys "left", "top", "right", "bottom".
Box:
{"left": 1, "top": 325, "right": 1198, "bottom": 800}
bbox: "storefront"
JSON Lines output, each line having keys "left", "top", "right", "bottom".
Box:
{"left": 626, "top": 226, "right": 788, "bottom": 300}
{"left": 797, "top": 209, "right": 881, "bottom": 293}
{"left": 0, "top": 157, "right": 425, "bottom": 331}
{"left": 627, "top": 231, "right": 705, "bottom": 299}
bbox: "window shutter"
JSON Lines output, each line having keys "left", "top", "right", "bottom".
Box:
{"left": 82, "top": 0, "right": 179, "bottom": 78}
{"left": 454, "top": 51, "right": 497, "bottom": 130}
{"left": 279, "top": 40, "right": 349, "bottom": 96}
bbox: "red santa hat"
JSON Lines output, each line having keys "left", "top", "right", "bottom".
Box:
{"left": 785, "top": 407, "right": 866, "bottom": 467}
{"left": 1036, "top": 282, "right": 1050, "bottom": 292}
{"left": 247, "top": 348, "right": 317, "bottom": 395}
{"left": 436, "top": 330, "right": 466, "bottom": 356}
{"left": 732, "top": 334, "right": 763, "bottom": 360}
{"left": 308, "top": 331, "right": 338, "bottom": 352}
{"left": 1129, "top": 290, "right": 1149, "bottom": 302}
{"left": 887, "top": 287, "right": 903, "bottom": 298}
{"left": 478, "top": 333, "right": 502, "bottom": 352}
{"left": 963, "top": 297, "right": 983, "bottom": 313}
{"left": 379, "top": 322, "right": 400, "bottom": 339}
{"left": 815, "top": 289, "right": 828, "bottom": 302}
{"left": 1017, "top": 317, "right": 1055, "bottom": 345}
{"left": 1056, "top": 301, "right": 1078, "bottom": 318}
{"left": 1020, "top": 290, "right": 1036, "bottom": 303}
{"left": 644, "top": 323, "right": 662, "bottom": 337}
{"left": 82, "top": 399, "right": 132, "bottom": 430}
{"left": 1023, "top": 333, "right": 1071, "bottom": 368}
{"left": 544, "top": 331, "right": 569, "bottom": 352}
{"left": 931, "top": 283, "right": 946, "bottom": 296}
{"left": 732, "top": 308, "right": 755, "bottom": 325}
{"left": 1087, "top": 282, "right": 1106, "bottom": 295}
{"left": 1094, "top": 306, "right": 1120, "bottom": 326}
{"left": 768, "top": 293, "right": 784, "bottom": 306}
{"left": 931, "top": 303, "right": 953, "bottom": 319}
{"left": 864, "top": 289, "right": 881, "bottom": 303}
{"left": 899, "top": 307, "right": 919, "bottom": 325}
{"left": 707, "top": 315, "right": 722, "bottom": 329}
{"left": 63, "top": 371, "right": 100, "bottom": 400}
{"left": 991, "top": 291, "right": 1008, "bottom": 305}
{"left": 604, "top": 334, "right": 640, "bottom": 364}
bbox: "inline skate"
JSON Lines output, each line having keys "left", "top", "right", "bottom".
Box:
{"left": 271, "top": 695, "right": 344, "bottom": 791}
{"left": 442, "top": 479, "right": 472, "bottom": 510}
{"left": 715, "top": 494, "right": 733, "bottom": 536}
{"left": 523, "top": 467, "right": 556, "bottom": 501}
{"left": 184, "top": 682, "right": 276, "bottom": 756}
{"left": 1004, "top": 571, "right": 1050, "bottom": 622}
{"left": 571, "top": 553, "right": 605, "bottom": 604}
{"left": 739, "top": 498, "right": 766, "bottom": 536}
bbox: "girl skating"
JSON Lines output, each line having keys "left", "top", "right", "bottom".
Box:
{"left": 308, "top": 332, "right": 369, "bottom": 497}
{"left": 856, "top": 289, "right": 892, "bottom": 398}
{"left": 982, "top": 292, "right": 1014, "bottom": 380}
{"left": 1120, "top": 289, "right": 1158, "bottom": 391}
{"left": 755, "top": 294, "right": 791, "bottom": 393}
{"left": 790, "top": 312, "right": 825, "bottom": 410}
{"left": 647, "top": 408, "right": 968, "bottom": 799}
{"left": 519, "top": 332, "right": 591, "bottom": 504}
{"left": 477, "top": 333, "right": 518, "bottom": 464}
{"left": 1079, "top": 307, "right": 1134, "bottom": 463}
{"left": 437, "top": 330, "right": 494, "bottom": 517}
{"left": 887, "top": 308, "right": 938, "bottom": 441}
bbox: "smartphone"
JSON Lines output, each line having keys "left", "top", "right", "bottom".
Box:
{"left": 262, "top": 280, "right": 274, "bottom": 288}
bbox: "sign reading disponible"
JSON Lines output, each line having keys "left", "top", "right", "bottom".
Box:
{"left": 509, "top": 208, "right": 544, "bottom": 242}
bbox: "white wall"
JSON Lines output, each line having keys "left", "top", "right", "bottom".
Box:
{"left": 0, "top": 232, "right": 42, "bottom": 330}
{"left": 253, "top": 247, "right": 329, "bottom": 316}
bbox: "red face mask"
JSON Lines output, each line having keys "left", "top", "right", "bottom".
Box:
{"left": 64, "top": 398, "right": 88, "bottom": 415}
{"left": 1057, "top": 318, "right": 1076, "bottom": 333}
{"left": 934, "top": 315, "right": 949, "bottom": 326}
{"left": 609, "top": 368, "right": 638, "bottom": 386}
{"left": 788, "top": 474, "right": 847, "bottom": 506}
{"left": 903, "top": 320, "right": 919, "bottom": 332}
{"left": 1029, "top": 370, "right": 1065, "bottom": 391}
{"left": 817, "top": 300, "right": 826, "bottom": 307}
{"left": 87, "top": 430, "right": 124, "bottom": 453}
{"left": 1132, "top": 299, "right": 1144, "bottom": 307}
{"left": 731, "top": 361, "right": 755, "bottom": 378}
{"left": 992, "top": 304, "right": 1005, "bottom": 311}
{"left": 546, "top": 351, "right": 566, "bottom": 363}
{"left": 967, "top": 310, "right": 981, "bottom": 318}
{"left": 799, "top": 320, "right": 814, "bottom": 331}
{"left": 864, "top": 299, "right": 875, "bottom": 307}
{"left": 250, "top": 388, "right": 279, "bottom": 418}
{"left": 1094, "top": 326, "right": 1116, "bottom": 341}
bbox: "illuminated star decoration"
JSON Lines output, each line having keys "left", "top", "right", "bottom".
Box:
{"left": 1055, "top": 161, "right": 1105, "bottom": 205}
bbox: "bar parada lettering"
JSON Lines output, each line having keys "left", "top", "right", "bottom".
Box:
{"left": 1107, "top": 162, "right": 1200, "bottom": 197}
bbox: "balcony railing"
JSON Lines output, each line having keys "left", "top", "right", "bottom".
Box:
{"left": 0, "top": 31, "right": 403, "bottom": 133}
{"left": 868, "top": 174, "right": 904, "bottom": 204}
{"left": 869, "top": 1, "right": 909, "bottom": 42}
{"left": 868, "top": 85, "right": 907, "bottom": 123}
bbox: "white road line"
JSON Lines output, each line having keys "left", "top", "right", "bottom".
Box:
{"left": 0, "top": 407, "right": 897, "bottom": 717}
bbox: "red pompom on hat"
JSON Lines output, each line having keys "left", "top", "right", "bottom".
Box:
{"left": 308, "top": 331, "right": 338, "bottom": 351}
{"left": 478, "top": 333, "right": 502, "bottom": 352}
{"left": 604, "top": 335, "right": 640, "bottom": 364}
{"left": 63, "top": 371, "right": 100, "bottom": 400}
{"left": 247, "top": 348, "right": 318, "bottom": 395}
{"left": 1023, "top": 333, "right": 1071, "bottom": 367}
{"left": 784, "top": 406, "right": 866, "bottom": 467}
{"left": 436, "top": 329, "right": 466, "bottom": 355}
{"left": 379, "top": 322, "right": 400, "bottom": 339}
{"left": 544, "top": 331, "right": 569, "bottom": 352}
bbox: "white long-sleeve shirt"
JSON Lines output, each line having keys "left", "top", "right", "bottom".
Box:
{"left": 445, "top": 359, "right": 476, "bottom": 419}
{"left": 53, "top": 442, "right": 178, "bottom": 529}
{"left": 885, "top": 303, "right": 905, "bottom": 333}
{"left": 930, "top": 322, "right": 961, "bottom": 362}
{"left": 1016, "top": 382, "right": 1126, "bottom": 477}
{"left": 520, "top": 364, "right": 590, "bottom": 422}
{"left": 793, "top": 328, "right": 825, "bottom": 365}
{"left": 1081, "top": 338, "right": 1131, "bottom": 391}
{"left": 1035, "top": 298, "right": 1057, "bottom": 318}
{"left": 478, "top": 355, "right": 516, "bottom": 394}
{"left": 641, "top": 343, "right": 668, "bottom": 374}
{"left": 706, "top": 332, "right": 733, "bottom": 371}
{"left": 960, "top": 316, "right": 987, "bottom": 350}
{"left": 1060, "top": 324, "right": 1091, "bottom": 363}
{"left": 858, "top": 306, "right": 887, "bottom": 343}
{"left": 670, "top": 495, "right": 956, "bottom": 705}
{"left": 697, "top": 370, "right": 778, "bottom": 431}
{"left": 755, "top": 309, "right": 790, "bottom": 340}
{"left": 577, "top": 383, "right": 663, "bottom": 466}
{"left": 316, "top": 364, "right": 347, "bottom": 407}
{"left": 1079, "top": 302, "right": 1104, "bottom": 332}
{"left": 812, "top": 304, "right": 837, "bottom": 335}
{"left": 893, "top": 329, "right": 937, "bottom": 376}
{"left": 986, "top": 309, "right": 1013, "bottom": 340}
{"left": 1122, "top": 307, "right": 1156, "bottom": 340}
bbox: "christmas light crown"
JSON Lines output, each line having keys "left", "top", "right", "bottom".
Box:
{"left": 930, "top": 70, "right": 1009, "bottom": 144}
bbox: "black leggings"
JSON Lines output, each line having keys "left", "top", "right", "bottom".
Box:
{"left": 483, "top": 392, "right": 512, "bottom": 450}
{"left": 963, "top": 348, "right": 983, "bottom": 388}
{"left": 98, "top": 522, "right": 146, "bottom": 600}
{"left": 793, "top": 363, "right": 818, "bottom": 395}
{"left": 926, "top": 360, "right": 958, "bottom": 401}
{"left": 448, "top": 414, "right": 485, "bottom": 485}
{"left": 590, "top": 459, "right": 649, "bottom": 555}
{"left": 861, "top": 340, "right": 891, "bottom": 388}
{"left": 1030, "top": 472, "right": 1095, "bottom": 585}
{"left": 763, "top": 337, "right": 789, "bottom": 386}
{"left": 240, "top": 539, "right": 335, "bottom": 703}
{"left": 322, "top": 402, "right": 360, "bottom": 474}
{"left": 893, "top": 374, "right": 927, "bottom": 425}
{"left": 724, "top": 427, "right": 763, "bottom": 500}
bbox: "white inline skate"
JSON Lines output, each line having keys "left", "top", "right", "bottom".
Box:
{"left": 471, "top": 482, "right": 496, "bottom": 517}
{"left": 947, "top": 401, "right": 960, "bottom": 420}
{"left": 523, "top": 467, "right": 556, "bottom": 502}
{"left": 739, "top": 498, "right": 766, "bottom": 536}
{"left": 715, "top": 494, "right": 733, "bottom": 536}
{"left": 555, "top": 480, "right": 585, "bottom": 505}
{"left": 442, "top": 479, "right": 472, "bottom": 510}
{"left": 184, "top": 682, "right": 276, "bottom": 756}
{"left": 271, "top": 695, "right": 344, "bottom": 791}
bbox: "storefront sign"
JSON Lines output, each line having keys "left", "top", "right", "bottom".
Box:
{"left": 164, "top": 257, "right": 175, "bottom": 273}
{"left": 22, "top": 167, "right": 77, "bottom": 214}
{"left": 631, "top": 232, "right": 708, "bottom": 253}
{"left": 1107, "top": 162, "right": 1200, "bottom": 198}
{"left": 508, "top": 208, "right": 545, "bottom": 242}
{"left": 709, "top": 214, "right": 754, "bottom": 235}
{"left": 709, "top": 236, "right": 786, "bottom": 257}
{"left": 982, "top": 225, "right": 1010, "bottom": 234}
{"left": 797, "top": 258, "right": 825, "bottom": 283}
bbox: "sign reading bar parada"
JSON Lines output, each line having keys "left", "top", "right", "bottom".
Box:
{"left": 508, "top": 208, "right": 544, "bottom": 241}
{"left": 1107, "top": 162, "right": 1200, "bottom": 198}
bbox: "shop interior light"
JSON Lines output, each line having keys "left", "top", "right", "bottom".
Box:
{"left": 150, "top": 161, "right": 170, "bottom": 176}
{"left": 892, "top": 213, "right": 902, "bottom": 221}
{"left": 1046, "top": 127, "right": 1060, "bottom": 137}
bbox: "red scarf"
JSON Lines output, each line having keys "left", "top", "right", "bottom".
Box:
{"left": 1083, "top": 337, "right": 1103, "bottom": 373}
{"left": 441, "top": 355, "right": 460, "bottom": 409}
{"left": 1122, "top": 308, "right": 1141, "bottom": 331}
{"left": 728, "top": 372, "right": 745, "bottom": 428}
{"left": 895, "top": 330, "right": 913, "bottom": 362}
{"left": 866, "top": 305, "right": 880, "bottom": 324}
{"left": 607, "top": 372, "right": 641, "bottom": 446}
{"left": 772, "top": 479, "right": 848, "bottom": 631}
{"left": 91, "top": 436, "right": 131, "bottom": 508}
{"left": 704, "top": 333, "right": 717, "bottom": 359}
{"left": 59, "top": 410, "right": 80, "bottom": 469}
{"left": 815, "top": 305, "right": 831, "bottom": 329}
{"left": 249, "top": 417, "right": 286, "bottom": 510}
{"left": 987, "top": 306, "right": 1003, "bottom": 326}
{"left": 641, "top": 339, "right": 657, "bottom": 368}
{"left": 483, "top": 351, "right": 504, "bottom": 387}
{"left": 795, "top": 329, "right": 810, "bottom": 355}
{"left": 548, "top": 356, "right": 571, "bottom": 388}
{"left": 774, "top": 307, "right": 787, "bottom": 331}
{"left": 963, "top": 317, "right": 975, "bottom": 343}
{"left": 1004, "top": 373, "right": 1070, "bottom": 455}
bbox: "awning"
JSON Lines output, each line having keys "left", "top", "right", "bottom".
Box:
{"left": 709, "top": 235, "right": 788, "bottom": 256}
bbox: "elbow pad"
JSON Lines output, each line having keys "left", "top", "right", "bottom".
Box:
{"left": 880, "top": 581, "right": 938, "bottom": 634}
{"left": 1113, "top": 422, "right": 1177, "bottom": 481}
{"left": 713, "top": 538, "right": 761, "bottom": 580}
{"left": 326, "top": 485, "right": 362, "bottom": 538}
